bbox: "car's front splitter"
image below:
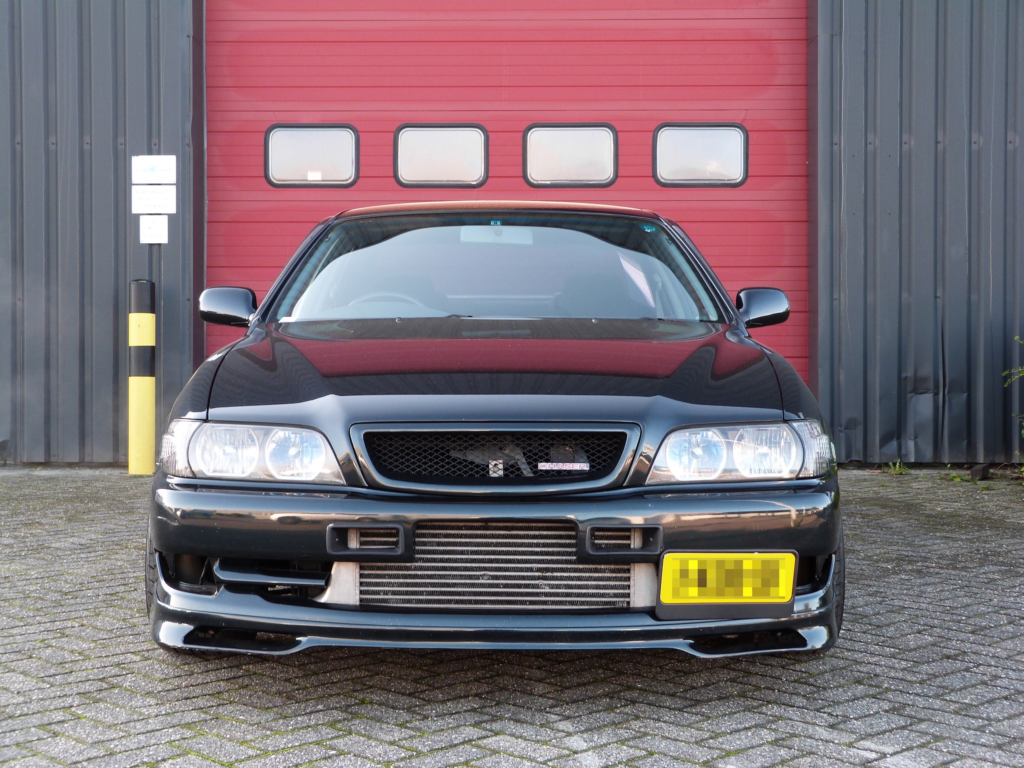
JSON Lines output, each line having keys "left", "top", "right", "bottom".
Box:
{"left": 151, "top": 557, "right": 840, "bottom": 658}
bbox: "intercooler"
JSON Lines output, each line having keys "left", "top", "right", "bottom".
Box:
{"left": 358, "top": 522, "right": 634, "bottom": 610}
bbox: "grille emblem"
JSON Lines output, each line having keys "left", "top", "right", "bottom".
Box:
{"left": 450, "top": 444, "right": 533, "bottom": 476}
{"left": 538, "top": 462, "right": 590, "bottom": 471}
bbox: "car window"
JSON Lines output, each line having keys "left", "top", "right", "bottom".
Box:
{"left": 271, "top": 213, "right": 720, "bottom": 323}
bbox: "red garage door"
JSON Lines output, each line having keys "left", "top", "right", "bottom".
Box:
{"left": 206, "top": 1, "right": 808, "bottom": 379}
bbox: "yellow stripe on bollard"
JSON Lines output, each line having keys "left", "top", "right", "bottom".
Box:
{"left": 128, "top": 312, "right": 156, "bottom": 347}
{"left": 128, "top": 280, "right": 156, "bottom": 475}
{"left": 127, "top": 376, "right": 156, "bottom": 474}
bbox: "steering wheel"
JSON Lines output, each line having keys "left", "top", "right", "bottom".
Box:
{"left": 348, "top": 292, "right": 429, "bottom": 308}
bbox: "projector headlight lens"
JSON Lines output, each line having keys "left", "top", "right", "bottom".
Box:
{"left": 663, "top": 428, "right": 728, "bottom": 481}
{"left": 647, "top": 421, "right": 833, "bottom": 484}
{"left": 265, "top": 428, "right": 327, "bottom": 481}
{"left": 732, "top": 425, "right": 800, "bottom": 478}
{"left": 193, "top": 425, "right": 259, "bottom": 478}
{"left": 161, "top": 422, "right": 345, "bottom": 483}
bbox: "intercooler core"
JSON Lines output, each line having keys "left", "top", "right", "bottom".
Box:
{"left": 317, "top": 521, "right": 655, "bottom": 610}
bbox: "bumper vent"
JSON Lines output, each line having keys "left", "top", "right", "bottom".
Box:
{"left": 359, "top": 522, "right": 631, "bottom": 610}
{"left": 357, "top": 528, "right": 400, "bottom": 549}
{"left": 361, "top": 429, "right": 629, "bottom": 488}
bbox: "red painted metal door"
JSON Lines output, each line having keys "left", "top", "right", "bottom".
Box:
{"left": 206, "top": 1, "right": 808, "bottom": 378}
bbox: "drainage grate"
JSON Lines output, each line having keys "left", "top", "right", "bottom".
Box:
{"left": 359, "top": 521, "right": 631, "bottom": 610}
{"left": 362, "top": 430, "right": 628, "bottom": 486}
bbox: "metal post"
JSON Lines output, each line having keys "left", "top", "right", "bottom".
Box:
{"left": 128, "top": 280, "right": 156, "bottom": 474}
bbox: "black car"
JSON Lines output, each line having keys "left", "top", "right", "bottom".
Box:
{"left": 149, "top": 201, "right": 842, "bottom": 657}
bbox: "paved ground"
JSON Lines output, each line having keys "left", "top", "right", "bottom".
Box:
{"left": 1, "top": 467, "right": 1023, "bottom": 768}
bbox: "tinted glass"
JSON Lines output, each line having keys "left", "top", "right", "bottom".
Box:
{"left": 271, "top": 213, "right": 720, "bottom": 323}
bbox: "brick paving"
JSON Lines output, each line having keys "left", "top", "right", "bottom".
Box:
{"left": 1, "top": 466, "right": 1023, "bottom": 768}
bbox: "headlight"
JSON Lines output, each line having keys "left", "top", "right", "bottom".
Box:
{"left": 646, "top": 420, "right": 833, "bottom": 484}
{"left": 160, "top": 420, "right": 201, "bottom": 477}
{"left": 159, "top": 419, "right": 345, "bottom": 484}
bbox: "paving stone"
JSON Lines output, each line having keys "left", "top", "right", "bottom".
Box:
{"left": 398, "top": 726, "right": 489, "bottom": 752}
{"left": 471, "top": 755, "right": 545, "bottom": 768}
{"left": 28, "top": 737, "right": 110, "bottom": 764}
{"left": 324, "top": 735, "right": 414, "bottom": 762}
{"left": 549, "top": 744, "right": 645, "bottom": 768}
{"left": 476, "top": 735, "right": 568, "bottom": 762}
{"left": 3, "top": 467, "right": 1024, "bottom": 768}
{"left": 709, "top": 744, "right": 801, "bottom": 767}
{"left": 394, "top": 745, "right": 489, "bottom": 768}
{"left": 172, "top": 735, "right": 261, "bottom": 763}
{"left": 234, "top": 746, "right": 336, "bottom": 768}
{"left": 871, "top": 747, "right": 959, "bottom": 767}
{"left": 625, "top": 735, "right": 720, "bottom": 762}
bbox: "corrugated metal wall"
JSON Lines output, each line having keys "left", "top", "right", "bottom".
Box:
{"left": 810, "top": 0, "right": 1023, "bottom": 463}
{"left": 0, "top": 0, "right": 200, "bottom": 464}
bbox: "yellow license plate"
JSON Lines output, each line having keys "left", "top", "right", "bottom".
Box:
{"left": 660, "top": 553, "right": 796, "bottom": 604}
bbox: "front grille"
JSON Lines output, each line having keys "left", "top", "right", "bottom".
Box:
{"left": 359, "top": 522, "right": 631, "bottom": 610}
{"left": 362, "top": 430, "right": 628, "bottom": 486}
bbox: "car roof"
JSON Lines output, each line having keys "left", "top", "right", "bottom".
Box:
{"left": 336, "top": 200, "right": 662, "bottom": 220}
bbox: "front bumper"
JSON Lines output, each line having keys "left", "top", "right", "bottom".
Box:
{"left": 150, "top": 474, "right": 841, "bottom": 656}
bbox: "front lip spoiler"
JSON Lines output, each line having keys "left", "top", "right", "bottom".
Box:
{"left": 151, "top": 558, "right": 839, "bottom": 658}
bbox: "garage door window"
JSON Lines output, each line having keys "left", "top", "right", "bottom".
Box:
{"left": 523, "top": 124, "right": 617, "bottom": 187}
{"left": 394, "top": 124, "right": 488, "bottom": 187}
{"left": 265, "top": 124, "right": 359, "bottom": 187}
{"left": 654, "top": 124, "right": 747, "bottom": 186}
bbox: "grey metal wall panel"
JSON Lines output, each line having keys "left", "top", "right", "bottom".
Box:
{"left": 0, "top": 0, "right": 198, "bottom": 464}
{"left": 811, "top": 0, "right": 1024, "bottom": 464}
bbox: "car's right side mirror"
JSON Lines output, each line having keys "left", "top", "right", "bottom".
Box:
{"left": 199, "top": 287, "right": 258, "bottom": 327}
{"left": 735, "top": 287, "right": 790, "bottom": 328}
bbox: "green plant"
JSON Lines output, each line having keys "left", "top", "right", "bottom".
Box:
{"left": 1005, "top": 336, "right": 1024, "bottom": 450}
{"left": 887, "top": 459, "right": 909, "bottom": 476}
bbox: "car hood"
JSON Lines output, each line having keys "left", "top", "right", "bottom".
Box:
{"left": 208, "top": 318, "right": 783, "bottom": 415}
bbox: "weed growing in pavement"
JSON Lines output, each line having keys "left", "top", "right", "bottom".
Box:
{"left": 888, "top": 459, "right": 909, "bottom": 476}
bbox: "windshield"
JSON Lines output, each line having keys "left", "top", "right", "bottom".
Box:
{"left": 271, "top": 213, "right": 721, "bottom": 323}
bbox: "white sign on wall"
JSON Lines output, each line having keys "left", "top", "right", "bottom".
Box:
{"left": 139, "top": 215, "right": 169, "bottom": 244}
{"left": 132, "top": 155, "right": 176, "bottom": 185}
{"left": 131, "top": 184, "right": 176, "bottom": 215}
{"left": 132, "top": 154, "right": 177, "bottom": 243}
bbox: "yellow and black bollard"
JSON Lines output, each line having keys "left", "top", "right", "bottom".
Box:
{"left": 128, "top": 280, "right": 156, "bottom": 474}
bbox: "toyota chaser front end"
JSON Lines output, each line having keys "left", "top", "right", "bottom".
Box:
{"left": 148, "top": 201, "right": 843, "bottom": 657}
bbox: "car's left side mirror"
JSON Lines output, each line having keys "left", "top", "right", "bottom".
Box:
{"left": 199, "top": 287, "right": 258, "bottom": 327}
{"left": 736, "top": 287, "right": 790, "bottom": 328}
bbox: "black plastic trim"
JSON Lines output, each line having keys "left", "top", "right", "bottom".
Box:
{"left": 326, "top": 523, "right": 408, "bottom": 559}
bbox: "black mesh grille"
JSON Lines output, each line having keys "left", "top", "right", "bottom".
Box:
{"left": 362, "top": 430, "right": 628, "bottom": 486}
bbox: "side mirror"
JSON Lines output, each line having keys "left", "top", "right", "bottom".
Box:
{"left": 199, "top": 287, "right": 258, "bottom": 327}
{"left": 736, "top": 287, "right": 790, "bottom": 328}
